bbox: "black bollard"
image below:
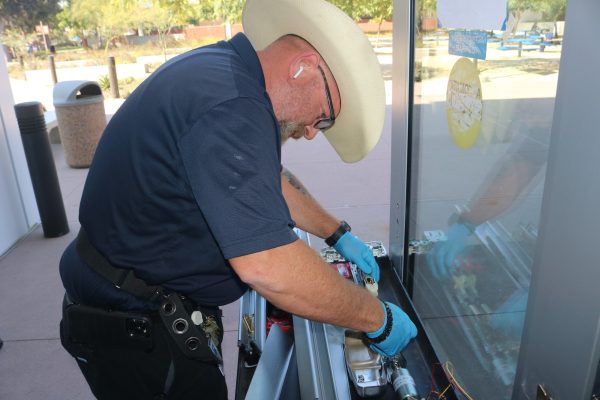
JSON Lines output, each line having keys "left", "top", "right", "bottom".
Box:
{"left": 14, "top": 102, "right": 69, "bottom": 238}
{"left": 49, "top": 55, "right": 58, "bottom": 84}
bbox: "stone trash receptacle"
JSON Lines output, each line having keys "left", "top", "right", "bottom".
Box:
{"left": 53, "top": 80, "right": 106, "bottom": 168}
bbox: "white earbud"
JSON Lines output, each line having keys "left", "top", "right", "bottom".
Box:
{"left": 293, "top": 66, "right": 304, "bottom": 79}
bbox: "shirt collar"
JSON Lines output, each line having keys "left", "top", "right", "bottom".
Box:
{"left": 229, "top": 33, "right": 266, "bottom": 90}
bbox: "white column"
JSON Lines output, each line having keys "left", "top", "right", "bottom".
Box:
{"left": 0, "top": 52, "right": 39, "bottom": 254}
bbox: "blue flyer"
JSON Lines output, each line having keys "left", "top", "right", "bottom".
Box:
{"left": 448, "top": 30, "right": 488, "bottom": 60}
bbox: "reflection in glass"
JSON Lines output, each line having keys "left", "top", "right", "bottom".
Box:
{"left": 408, "top": 1, "right": 566, "bottom": 397}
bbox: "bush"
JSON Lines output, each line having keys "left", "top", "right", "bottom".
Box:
{"left": 7, "top": 63, "right": 26, "bottom": 80}
{"left": 98, "top": 74, "right": 110, "bottom": 91}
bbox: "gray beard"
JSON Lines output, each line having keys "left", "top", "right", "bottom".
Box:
{"left": 279, "top": 121, "right": 303, "bottom": 145}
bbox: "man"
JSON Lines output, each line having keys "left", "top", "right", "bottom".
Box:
{"left": 59, "top": 0, "right": 417, "bottom": 398}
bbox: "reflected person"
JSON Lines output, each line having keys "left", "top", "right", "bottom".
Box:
{"left": 427, "top": 113, "right": 551, "bottom": 337}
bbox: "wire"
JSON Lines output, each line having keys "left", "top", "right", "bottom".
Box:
{"left": 427, "top": 361, "right": 476, "bottom": 400}
{"left": 426, "top": 363, "right": 449, "bottom": 400}
{"left": 427, "top": 389, "right": 449, "bottom": 400}
{"left": 438, "top": 383, "right": 453, "bottom": 398}
{"left": 442, "top": 361, "right": 475, "bottom": 400}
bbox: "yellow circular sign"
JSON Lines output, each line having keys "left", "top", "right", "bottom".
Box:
{"left": 446, "top": 58, "right": 483, "bottom": 149}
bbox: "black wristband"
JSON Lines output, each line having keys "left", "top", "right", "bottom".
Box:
{"left": 325, "top": 221, "right": 351, "bottom": 247}
{"left": 365, "top": 302, "right": 393, "bottom": 344}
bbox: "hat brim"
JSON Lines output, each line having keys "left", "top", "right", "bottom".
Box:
{"left": 242, "top": 0, "right": 385, "bottom": 163}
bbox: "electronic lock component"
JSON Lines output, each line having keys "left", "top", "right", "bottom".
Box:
{"left": 321, "top": 242, "right": 421, "bottom": 399}
{"left": 344, "top": 334, "right": 422, "bottom": 399}
{"left": 367, "top": 241, "right": 387, "bottom": 258}
{"left": 320, "top": 247, "right": 346, "bottom": 263}
{"left": 344, "top": 331, "right": 388, "bottom": 397}
{"left": 364, "top": 275, "right": 379, "bottom": 297}
{"left": 390, "top": 357, "right": 419, "bottom": 400}
{"left": 330, "top": 261, "right": 354, "bottom": 280}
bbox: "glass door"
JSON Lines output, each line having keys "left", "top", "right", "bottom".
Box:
{"left": 402, "top": 1, "right": 567, "bottom": 397}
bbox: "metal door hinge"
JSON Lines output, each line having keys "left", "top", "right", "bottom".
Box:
{"left": 408, "top": 239, "right": 432, "bottom": 255}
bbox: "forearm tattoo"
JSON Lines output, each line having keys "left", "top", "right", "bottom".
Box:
{"left": 282, "top": 167, "right": 313, "bottom": 199}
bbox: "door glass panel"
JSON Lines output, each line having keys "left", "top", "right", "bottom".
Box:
{"left": 408, "top": 1, "right": 567, "bottom": 397}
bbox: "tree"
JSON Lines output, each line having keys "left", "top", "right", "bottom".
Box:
{"left": 328, "top": 0, "right": 365, "bottom": 21}
{"left": 416, "top": 0, "right": 436, "bottom": 36}
{"left": 508, "top": 0, "right": 566, "bottom": 37}
{"left": 0, "top": 27, "right": 37, "bottom": 60}
{"left": 539, "top": 0, "right": 566, "bottom": 37}
{"left": 0, "top": 0, "right": 60, "bottom": 32}
{"left": 198, "top": 0, "right": 244, "bottom": 38}
{"left": 56, "top": 0, "right": 103, "bottom": 48}
{"left": 361, "top": 0, "right": 392, "bottom": 47}
{"left": 58, "top": 0, "right": 139, "bottom": 51}
{"left": 508, "top": 0, "right": 544, "bottom": 33}
{"left": 97, "top": 0, "right": 137, "bottom": 52}
{"left": 135, "top": 0, "right": 196, "bottom": 60}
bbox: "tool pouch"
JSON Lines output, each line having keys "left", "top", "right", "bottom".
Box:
{"left": 158, "top": 293, "right": 222, "bottom": 365}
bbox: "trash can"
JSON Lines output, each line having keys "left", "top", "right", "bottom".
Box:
{"left": 53, "top": 80, "right": 106, "bottom": 168}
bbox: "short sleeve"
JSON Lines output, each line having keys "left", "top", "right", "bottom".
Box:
{"left": 178, "top": 97, "right": 297, "bottom": 258}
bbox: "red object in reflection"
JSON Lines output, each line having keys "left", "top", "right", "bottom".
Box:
{"left": 456, "top": 255, "right": 483, "bottom": 273}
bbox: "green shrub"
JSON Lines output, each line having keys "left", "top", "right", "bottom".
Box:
{"left": 98, "top": 75, "right": 110, "bottom": 91}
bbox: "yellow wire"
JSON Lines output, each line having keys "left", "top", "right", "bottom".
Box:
{"left": 427, "top": 391, "right": 446, "bottom": 400}
{"left": 438, "top": 384, "right": 452, "bottom": 398}
{"left": 443, "top": 361, "right": 475, "bottom": 400}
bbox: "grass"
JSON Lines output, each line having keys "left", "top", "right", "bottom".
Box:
{"left": 97, "top": 75, "right": 146, "bottom": 99}
{"left": 5, "top": 37, "right": 222, "bottom": 97}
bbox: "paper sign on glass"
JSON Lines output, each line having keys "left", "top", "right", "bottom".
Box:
{"left": 438, "top": 0, "right": 507, "bottom": 30}
{"left": 449, "top": 30, "right": 488, "bottom": 60}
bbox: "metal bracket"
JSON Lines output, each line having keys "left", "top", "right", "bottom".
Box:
{"left": 408, "top": 239, "right": 432, "bottom": 255}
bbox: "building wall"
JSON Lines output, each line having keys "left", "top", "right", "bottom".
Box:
{"left": 0, "top": 54, "right": 39, "bottom": 256}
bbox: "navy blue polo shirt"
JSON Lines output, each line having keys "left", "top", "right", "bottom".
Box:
{"left": 60, "top": 33, "right": 297, "bottom": 308}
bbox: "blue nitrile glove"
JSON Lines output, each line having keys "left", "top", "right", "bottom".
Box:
{"left": 426, "top": 222, "right": 474, "bottom": 279}
{"left": 367, "top": 301, "right": 417, "bottom": 357}
{"left": 334, "top": 231, "right": 380, "bottom": 282}
{"left": 490, "top": 287, "right": 529, "bottom": 338}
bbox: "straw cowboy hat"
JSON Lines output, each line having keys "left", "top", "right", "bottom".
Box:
{"left": 243, "top": 0, "right": 385, "bottom": 163}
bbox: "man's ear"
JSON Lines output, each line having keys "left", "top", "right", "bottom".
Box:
{"left": 288, "top": 52, "right": 320, "bottom": 81}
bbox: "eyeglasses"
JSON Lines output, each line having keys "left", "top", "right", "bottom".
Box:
{"left": 314, "top": 65, "right": 336, "bottom": 131}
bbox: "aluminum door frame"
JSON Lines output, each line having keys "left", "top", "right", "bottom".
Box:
{"left": 512, "top": 0, "right": 600, "bottom": 398}
{"left": 389, "top": 0, "right": 414, "bottom": 281}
